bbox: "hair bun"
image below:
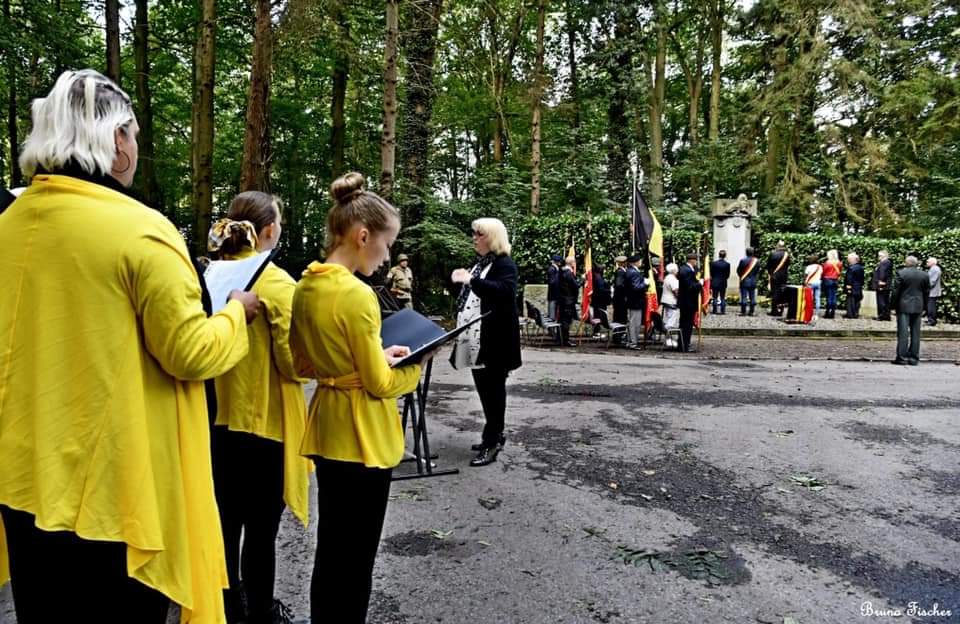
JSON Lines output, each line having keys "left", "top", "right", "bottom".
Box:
{"left": 330, "top": 172, "right": 365, "bottom": 205}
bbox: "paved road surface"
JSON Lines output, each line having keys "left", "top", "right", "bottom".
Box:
{"left": 2, "top": 344, "right": 958, "bottom": 623}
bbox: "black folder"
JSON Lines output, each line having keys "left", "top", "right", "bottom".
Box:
{"left": 380, "top": 308, "right": 489, "bottom": 367}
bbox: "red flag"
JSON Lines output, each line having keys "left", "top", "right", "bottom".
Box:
{"left": 644, "top": 269, "right": 659, "bottom": 330}
{"left": 581, "top": 245, "right": 593, "bottom": 321}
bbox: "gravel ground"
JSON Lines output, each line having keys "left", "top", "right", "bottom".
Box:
{"left": 2, "top": 341, "right": 958, "bottom": 624}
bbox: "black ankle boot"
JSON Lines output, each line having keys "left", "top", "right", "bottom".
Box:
{"left": 471, "top": 434, "right": 505, "bottom": 451}
{"left": 470, "top": 443, "right": 502, "bottom": 467}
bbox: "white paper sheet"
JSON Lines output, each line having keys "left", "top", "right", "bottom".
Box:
{"left": 203, "top": 250, "right": 272, "bottom": 313}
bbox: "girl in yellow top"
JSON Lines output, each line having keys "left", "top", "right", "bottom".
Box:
{"left": 0, "top": 69, "right": 258, "bottom": 624}
{"left": 291, "top": 172, "right": 422, "bottom": 624}
{"left": 209, "top": 192, "right": 312, "bottom": 624}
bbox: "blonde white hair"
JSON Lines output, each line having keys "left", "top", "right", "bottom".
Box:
{"left": 472, "top": 217, "right": 512, "bottom": 255}
{"left": 666, "top": 262, "right": 679, "bottom": 275}
{"left": 826, "top": 249, "right": 839, "bottom": 262}
{"left": 19, "top": 69, "right": 135, "bottom": 179}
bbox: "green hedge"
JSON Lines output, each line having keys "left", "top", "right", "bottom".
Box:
{"left": 758, "top": 230, "right": 959, "bottom": 322}
{"left": 510, "top": 212, "right": 703, "bottom": 284}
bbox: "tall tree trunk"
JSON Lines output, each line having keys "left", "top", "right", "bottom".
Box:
{"left": 380, "top": 0, "right": 399, "bottom": 200}
{"left": 191, "top": 0, "right": 216, "bottom": 258}
{"left": 399, "top": 0, "right": 443, "bottom": 221}
{"left": 606, "top": 5, "right": 632, "bottom": 204}
{"left": 566, "top": 0, "right": 579, "bottom": 139}
{"left": 330, "top": 1, "right": 349, "bottom": 179}
{"left": 764, "top": 42, "right": 786, "bottom": 196}
{"left": 105, "top": 0, "right": 121, "bottom": 85}
{"left": 134, "top": 0, "right": 162, "bottom": 213}
{"left": 530, "top": 0, "right": 546, "bottom": 214}
{"left": 4, "top": 0, "right": 21, "bottom": 187}
{"left": 648, "top": 10, "right": 666, "bottom": 207}
{"left": 486, "top": 4, "right": 527, "bottom": 164}
{"left": 708, "top": 0, "right": 723, "bottom": 143}
{"left": 240, "top": 0, "right": 273, "bottom": 192}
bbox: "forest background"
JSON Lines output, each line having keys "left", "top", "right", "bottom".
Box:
{"left": 1, "top": 0, "right": 958, "bottom": 315}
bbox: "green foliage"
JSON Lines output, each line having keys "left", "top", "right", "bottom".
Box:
{"left": 510, "top": 211, "right": 703, "bottom": 285}
{"left": 759, "top": 230, "right": 960, "bottom": 322}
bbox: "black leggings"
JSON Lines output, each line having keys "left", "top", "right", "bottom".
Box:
{"left": 211, "top": 427, "right": 286, "bottom": 619}
{"left": 0, "top": 505, "right": 169, "bottom": 624}
{"left": 311, "top": 457, "right": 393, "bottom": 624}
{"left": 472, "top": 366, "right": 509, "bottom": 446}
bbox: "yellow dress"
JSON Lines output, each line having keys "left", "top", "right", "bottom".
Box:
{"left": 291, "top": 262, "right": 421, "bottom": 468}
{"left": 214, "top": 249, "right": 312, "bottom": 525}
{"left": 0, "top": 174, "right": 249, "bottom": 624}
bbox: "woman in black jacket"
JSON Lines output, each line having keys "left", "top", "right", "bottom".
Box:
{"left": 450, "top": 218, "right": 523, "bottom": 466}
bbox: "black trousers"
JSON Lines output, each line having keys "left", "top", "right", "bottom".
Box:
{"left": 772, "top": 281, "right": 788, "bottom": 313}
{"left": 558, "top": 303, "right": 576, "bottom": 345}
{"left": 679, "top": 306, "right": 695, "bottom": 351}
{"left": 472, "top": 366, "right": 509, "bottom": 447}
{"left": 927, "top": 297, "right": 938, "bottom": 324}
{"left": 311, "top": 458, "right": 392, "bottom": 624}
{"left": 0, "top": 505, "right": 169, "bottom": 624}
{"left": 212, "top": 427, "right": 286, "bottom": 620}
{"left": 876, "top": 289, "right": 890, "bottom": 319}
{"left": 846, "top": 292, "right": 862, "bottom": 318}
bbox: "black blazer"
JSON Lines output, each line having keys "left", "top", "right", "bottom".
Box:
{"left": 845, "top": 263, "right": 865, "bottom": 296}
{"left": 871, "top": 258, "right": 893, "bottom": 291}
{"left": 710, "top": 259, "right": 730, "bottom": 288}
{"left": 766, "top": 250, "right": 790, "bottom": 284}
{"left": 592, "top": 271, "right": 611, "bottom": 308}
{"left": 891, "top": 266, "right": 930, "bottom": 315}
{"left": 677, "top": 263, "right": 701, "bottom": 311}
{"left": 468, "top": 254, "right": 522, "bottom": 372}
{"left": 558, "top": 268, "right": 580, "bottom": 307}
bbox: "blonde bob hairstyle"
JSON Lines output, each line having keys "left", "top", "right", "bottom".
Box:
{"left": 19, "top": 69, "right": 135, "bottom": 179}
{"left": 472, "top": 217, "right": 511, "bottom": 256}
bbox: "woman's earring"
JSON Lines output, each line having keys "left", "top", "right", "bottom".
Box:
{"left": 113, "top": 150, "right": 131, "bottom": 174}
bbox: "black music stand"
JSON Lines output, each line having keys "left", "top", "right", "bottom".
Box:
{"left": 373, "top": 289, "right": 458, "bottom": 481}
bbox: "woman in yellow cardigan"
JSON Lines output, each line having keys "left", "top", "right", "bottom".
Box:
{"left": 209, "top": 192, "right": 312, "bottom": 624}
{"left": 291, "top": 172, "right": 422, "bottom": 624}
{"left": 0, "top": 69, "right": 258, "bottom": 623}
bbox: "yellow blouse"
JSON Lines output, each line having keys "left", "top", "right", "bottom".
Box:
{"left": 214, "top": 249, "right": 311, "bottom": 525}
{"left": 291, "top": 262, "right": 421, "bottom": 468}
{"left": 0, "top": 175, "right": 249, "bottom": 624}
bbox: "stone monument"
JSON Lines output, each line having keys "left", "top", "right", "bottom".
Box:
{"left": 712, "top": 194, "right": 758, "bottom": 296}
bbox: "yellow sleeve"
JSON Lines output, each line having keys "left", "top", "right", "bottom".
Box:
{"left": 123, "top": 226, "right": 249, "bottom": 381}
{"left": 343, "top": 287, "right": 421, "bottom": 398}
{"left": 261, "top": 269, "right": 304, "bottom": 383}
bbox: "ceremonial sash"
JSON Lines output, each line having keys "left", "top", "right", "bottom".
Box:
{"left": 739, "top": 257, "right": 758, "bottom": 281}
{"left": 772, "top": 252, "right": 789, "bottom": 275}
{"left": 804, "top": 265, "right": 822, "bottom": 285}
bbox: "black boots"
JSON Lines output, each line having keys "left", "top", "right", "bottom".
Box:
{"left": 471, "top": 434, "right": 506, "bottom": 452}
{"left": 470, "top": 441, "right": 503, "bottom": 467}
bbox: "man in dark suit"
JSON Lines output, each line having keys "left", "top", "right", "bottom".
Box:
{"left": 546, "top": 254, "right": 562, "bottom": 320}
{"left": 766, "top": 241, "right": 790, "bottom": 316}
{"left": 737, "top": 247, "right": 760, "bottom": 316}
{"left": 677, "top": 253, "right": 701, "bottom": 352}
{"left": 871, "top": 250, "right": 893, "bottom": 321}
{"left": 710, "top": 250, "right": 731, "bottom": 314}
{"left": 623, "top": 254, "right": 647, "bottom": 347}
{"left": 843, "top": 252, "right": 865, "bottom": 319}
{"left": 557, "top": 256, "right": 580, "bottom": 346}
{"left": 612, "top": 255, "right": 628, "bottom": 325}
{"left": 890, "top": 255, "right": 930, "bottom": 365}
